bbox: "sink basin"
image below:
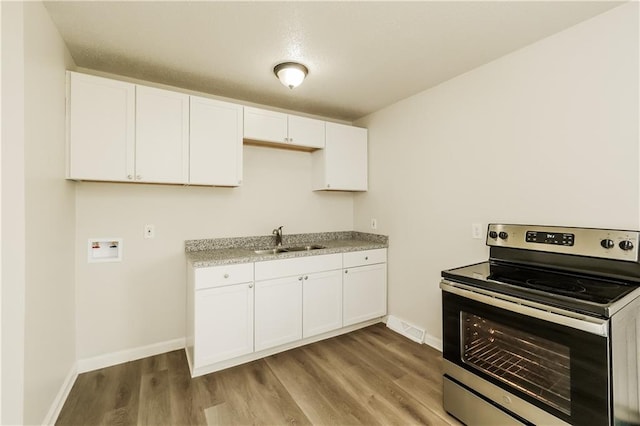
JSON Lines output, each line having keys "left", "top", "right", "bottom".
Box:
{"left": 253, "top": 245, "right": 326, "bottom": 254}
{"left": 286, "top": 245, "right": 326, "bottom": 252}
{"left": 253, "top": 248, "right": 289, "bottom": 254}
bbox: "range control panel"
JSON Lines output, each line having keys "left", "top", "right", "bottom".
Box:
{"left": 487, "top": 224, "right": 639, "bottom": 262}
{"left": 525, "top": 231, "right": 574, "bottom": 246}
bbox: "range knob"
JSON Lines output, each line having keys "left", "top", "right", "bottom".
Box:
{"left": 619, "top": 240, "right": 634, "bottom": 251}
{"left": 489, "top": 231, "right": 498, "bottom": 239}
{"left": 498, "top": 232, "right": 508, "bottom": 240}
{"left": 600, "top": 239, "right": 614, "bottom": 249}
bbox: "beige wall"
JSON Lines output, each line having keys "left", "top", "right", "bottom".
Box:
{"left": 75, "top": 145, "right": 354, "bottom": 360}
{"left": 354, "top": 3, "right": 639, "bottom": 347}
{"left": 1, "top": 1, "right": 77, "bottom": 424}
{"left": 2, "top": 2, "right": 27, "bottom": 423}
{"left": 23, "top": 2, "right": 77, "bottom": 424}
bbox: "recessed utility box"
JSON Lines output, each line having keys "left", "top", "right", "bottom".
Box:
{"left": 88, "top": 238, "right": 122, "bottom": 263}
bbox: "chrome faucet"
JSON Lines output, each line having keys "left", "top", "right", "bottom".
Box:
{"left": 273, "top": 226, "right": 284, "bottom": 246}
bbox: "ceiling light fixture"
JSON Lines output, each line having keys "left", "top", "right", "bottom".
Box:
{"left": 274, "top": 62, "right": 308, "bottom": 89}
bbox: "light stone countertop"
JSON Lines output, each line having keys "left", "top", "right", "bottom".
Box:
{"left": 186, "top": 231, "right": 388, "bottom": 268}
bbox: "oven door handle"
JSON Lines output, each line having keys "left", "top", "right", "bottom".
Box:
{"left": 441, "top": 280, "right": 609, "bottom": 337}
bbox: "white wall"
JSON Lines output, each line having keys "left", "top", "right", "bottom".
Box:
{"left": 75, "top": 145, "right": 353, "bottom": 360}
{"left": 354, "top": 3, "right": 639, "bottom": 347}
{"left": 1, "top": 1, "right": 76, "bottom": 424}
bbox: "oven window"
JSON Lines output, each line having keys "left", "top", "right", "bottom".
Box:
{"left": 461, "top": 312, "right": 571, "bottom": 415}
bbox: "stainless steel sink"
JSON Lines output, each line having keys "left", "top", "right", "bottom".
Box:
{"left": 286, "top": 245, "right": 326, "bottom": 252}
{"left": 253, "top": 248, "right": 289, "bottom": 254}
{"left": 253, "top": 244, "right": 325, "bottom": 254}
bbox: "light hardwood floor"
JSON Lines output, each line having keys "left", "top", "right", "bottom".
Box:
{"left": 56, "top": 323, "right": 463, "bottom": 425}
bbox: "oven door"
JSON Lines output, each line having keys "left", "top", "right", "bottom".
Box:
{"left": 441, "top": 280, "right": 611, "bottom": 425}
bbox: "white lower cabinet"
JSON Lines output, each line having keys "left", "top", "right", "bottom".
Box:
{"left": 188, "top": 262, "right": 254, "bottom": 373}
{"left": 303, "top": 270, "right": 343, "bottom": 338}
{"left": 188, "top": 248, "right": 386, "bottom": 376}
{"left": 343, "top": 249, "right": 388, "bottom": 326}
{"left": 254, "top": 276, "right": 303, "bottom": 352}
{"left": 254, "top": 268, "right": 343, "bottom": 350}
{"left": 254, "top": 253, "right": 343, "bottom": 351}
{"left": 194, "top": 283, "right": 254, "bottom": 366}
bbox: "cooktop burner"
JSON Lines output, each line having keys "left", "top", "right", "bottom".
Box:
{"left": 525, "top": 279, "right": 587, "bottom": 294}
{"left": 487, "top": 264, "right": 630, "bottom": 305}
{"left": 441, "top": 261, "right": 640, "bottom": 317}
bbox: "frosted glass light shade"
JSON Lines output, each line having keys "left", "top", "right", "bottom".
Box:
{"left": 274, "top": 62, "right": 308, "bottom": 89}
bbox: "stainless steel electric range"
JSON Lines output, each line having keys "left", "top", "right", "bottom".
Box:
{"left": 441, "top": 224, "right": 640, "bottom": 426}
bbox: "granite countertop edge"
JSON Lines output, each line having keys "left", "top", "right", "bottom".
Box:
{"left": 186, "top": 231, "right": 388, "bottom": 268}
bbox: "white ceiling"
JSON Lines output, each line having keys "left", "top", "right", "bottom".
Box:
{"left": 44, "top": 1, "right": 624, "bottom": 121}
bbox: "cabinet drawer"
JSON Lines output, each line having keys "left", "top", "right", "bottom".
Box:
{"left": 195, "top": 263, "right": 253, "bottom": 289}
{"left": 255, "top": 253, "right": 342, "bottom": 281}
{"left": 343, "top": 248, "right": 387, "bottom": 268}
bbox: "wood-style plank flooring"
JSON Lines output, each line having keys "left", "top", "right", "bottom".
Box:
{"left": 57, "top": 324, "right": 462, "bottom": 425}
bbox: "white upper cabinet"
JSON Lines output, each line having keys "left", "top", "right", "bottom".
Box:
{"left": 68, "top": 72, "right": 189, "bottom": 184}
{"left": 135, "top": 85, "right": 189, "bottom": 184}
{"left": 190, "top": 96, "right": 243, "bottom": 186}
{"left": 67, "top": 72, "right": 135, "bottom": 181}
{"left": 67, "top": 72, "right": 367, "bottom": 190}
{"left": 244, "top": 106, "right": 325, "bottom": 149}
{"left": 243, "top": 107, "right": 287, "bottom": 143}
{"left": 312, "top": 122, "right": 368, "bottom": 191}
{"left": 287, "top": 115, "right": 325, "bottom": 149}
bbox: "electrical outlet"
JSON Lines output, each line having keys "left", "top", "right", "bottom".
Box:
{"left": 371, "top": 218, "right": 378, "bottom": 230}
{"left": 144, "top": 224, "right": 155, "bottom": 239}
{"left": 472, "top": 223, "right": 483, "bottom": 239}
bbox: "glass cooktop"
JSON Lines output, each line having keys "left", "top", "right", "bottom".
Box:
{"left": 442, "top": 261, "right": 640, "bottom": 317}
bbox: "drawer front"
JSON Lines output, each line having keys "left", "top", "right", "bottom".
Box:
{"left": 195, "top": 263, "right": 254, "bottom": 289}
{"left": 255, "top": 253, "right": 342, "bottom": 281}
{"left": 343, "top": 248, "right": 387, "bottom": 268}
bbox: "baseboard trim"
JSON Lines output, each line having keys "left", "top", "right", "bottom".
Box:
{"left": 77, "top": 337, "right": 186, "bottom": 373}
{"left": 423, "top": 333, "right": 443, "bottom": 352}
{"left": 43, "top": 363, "right": 77, "bottom": 426}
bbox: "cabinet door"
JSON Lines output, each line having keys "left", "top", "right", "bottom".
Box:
{"left": 312, "top": 122, "right": 368, "bottom": 191}
{"left": 194, "top": 283, "right": 254, "bottom": 366}
{"left": 254, "top": 276, "right": 302, "bottom": 351}
{"left": 303, "top": 270, "right": 342, "bottom": 338}
{"left": 287, "top": 115, "right": 325, "bottom": 149}
{"left": 135, "top": 85, "right": 189, "bottom": 183}
{"left": 343, "top": 263, "right": 387, "bottom": 326}
{"left": 67, "top": 72, "right": 135, "bottom": 181}
{"left": 190, "top": 96, "right": 243, "bottom": 186}
{"left": 243, "top": 106, "right": 287, "bottom": 143}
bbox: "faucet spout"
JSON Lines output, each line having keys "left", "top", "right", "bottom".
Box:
{"left": 273, "top": 226, "right": 284, "bottom": 246}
